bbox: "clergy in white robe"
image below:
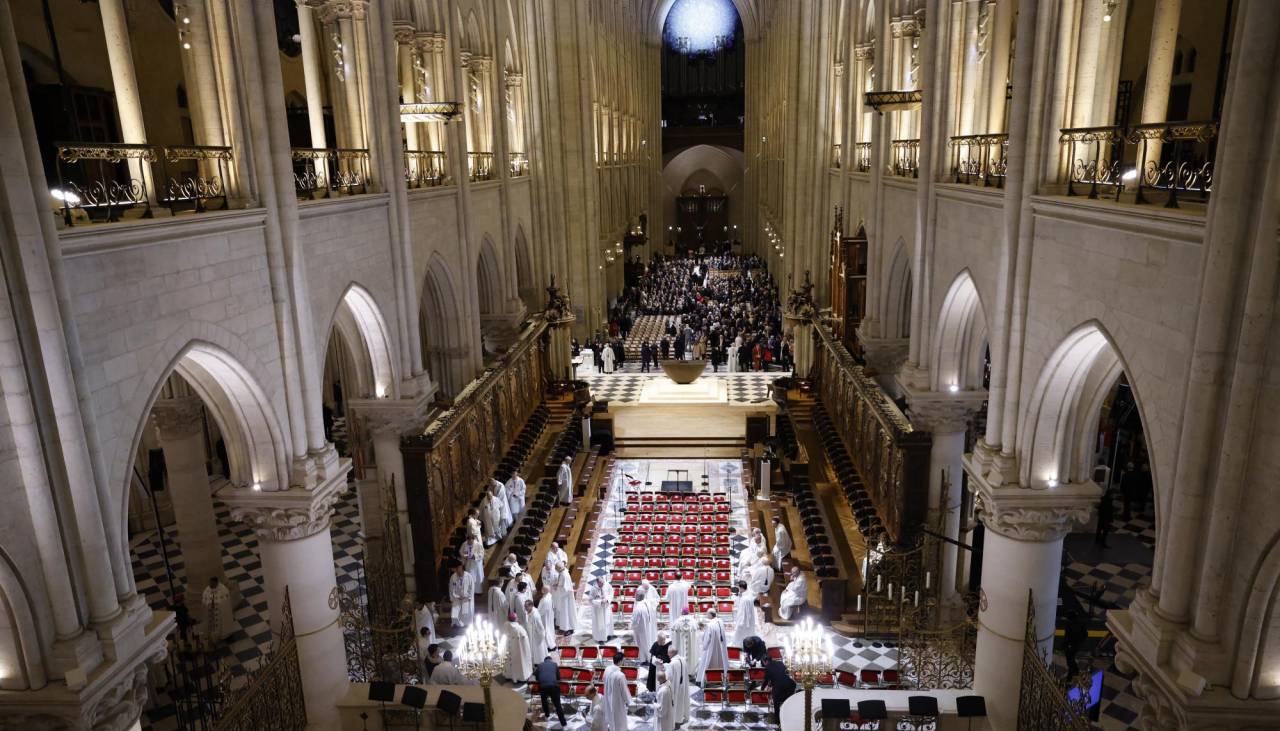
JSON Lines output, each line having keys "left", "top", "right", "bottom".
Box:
{"left": 465, "top": 509, "right": 483, "bottom": 543}
{"left": 479, "top": 493, "right": 499, "bottom": 545}
{"left": 747, "top": 557, "right": 774, "bottom": 596}
{"left": 491, "top": 481, "right": 513, "bottom": 535}
{"left": 730, "top": 582, "right": 759, "bottom": 646}
{"left": 664, "top": 578, "right": 691, "bottom": 628}
{"left": 671, "top": 611, "right": 700, "bottom": 680}
{"left": 587, "top": 578, "right": 614, "bottom": 642}
{"left": 779, "top": 568, "right": 808, "bottom": 620}
{"left": 537, "top": 590, "right": 557, "bottom": 647}
{"left": 638, "top": 579, "right": 660, "bottom": 614}
{"left": 448, "top": 566, "right": 476, "bottom": 626}
{"left": 603, "top": 657, "right": 630, "bottom": 730}
{"left": 429, "top": 654, "right": 477, "bottom": 685}
{"left": 771, "top": 517, "right": 793, "bottom": 570}
{"left": 631, "top": 591, "right": 657, "bottom": 662}
{"left": 543, "top": 543, "right": 569, "bottom": 586}
{"left": 506, "top": 473, "right": 527, "bottom": 517}
{"left": 487, "top": 582, "right": 507, "bottom": 618}
{"left": 524, "top": 599, "right": 553, "bottom": 657}
{"left": 668, "top": 651, "right": 690, "bottom": 723}
{"left": 602, "top": 345, "right": 616, "bottom": 374}
{"left": 585, "top": 687, "right": 608, "bottom": 731}
{"left": 201, "top": 578, "right": 233, "bottom": 641}
{"left": 462, "top": 536, "right": 485, "bottom": 591}
{"left": 551, "top": 564, "right": 578, "bottom": 634}
{"left": 557, "top": 459, "right": 574, "bottom": 505}
{"left": 727, "top": 343, "right": 739, "bottom": 372}
{"left": 736, "top": 540, "right": 761, "bottom": 583}
{"left": 507, "top": 579, "right": 532, "bottom": 624}
{"left": 503, "top": 612, "right": 533, "bottom": 682}
{"left": 414, "top": 601, "right": 437, "bottom": 648}
{"left": 696, "top": 610, "right": 729, "bottom": 686}
{"left": 654, "top": 672, "right": 676, "bottom": 731}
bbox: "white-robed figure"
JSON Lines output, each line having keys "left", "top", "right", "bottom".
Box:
{"left": 602, "top": 655, "right": 630, "bottom": 730}
{"left": 638, "top": 579, "right": 660, "bottom": 614}
{"left": 537, "top": 589, "right": 557, "bottom": 646}
{"left": 465, "top": 508, "right": 483, "bottom": 543}
{"left": 507, "top": 578, "right": 533, "bottom": 625}
{"left": 655, "top": 670, "right": 676, "bottom": 731}
{"left": 449, "top": 564, "right": 476, "bottom": 626}
{"left": 551, "top": 563, "right": 578, "bottom": 634}
{"left": 696, "top": 609, "right": 729, "bottom": 686}
{"left": 414, "top": 601, "right": 437, "bottom": 648}
{"left": 557, "top": 458, "right": 574, "bottom": 505}
{"left": 202, "top": 577, "right": 233, "bottom": 641}
{"left": 668, "top": 648, "right": 690, "bottom": 724}
{"left": 587, "top": 577, "right": 614, "bottom": 643}
{"left": 671, "top": 609, "right": 700, "bottom": 680}
{"left": 631, "top": 589, "right": 657, "bottom": 662}
{"left": 462, "top": 535, "right": 485, "bottom": 591}
{"left": 543, "top": 543, "right": 569, "bottom": 586}
{"left": 602, "top": 344, "right": 616, "bottom": 374}
{"left": 779, "top": 567, "right": 809, "bottom": 620}
{"left": 491, "top": 480, "right": 513, "bottom": 535}
{"left": 747, "top": 556, "right": 774, "bottom": 596}
{"left": 505, "top": 473, "right": 527, "bottom": 517}
{"left": 664, "top": 577, "right": 691, "bottom": 627}
{"left": 736, "top": 535, "right": 761, "bottom": 582}
{"left": 503, "top": 611, "right": 533, "bottom": 682}
{"left": 771, "top": 516, "right": 793, "bottom": 570}
{"left": 487, "top": 581, "right": 508, "bottom": 618}
{"left": 585, "top": 686, "right": 608, "bottom": 731}
{"left": 479, "top": 491, "right": 499, "bottom": 545}
{"left": 730, "top": 582, "right": 759, "bottom": 646}
{"left": 727, "top": 342, "right": 740, "bottom": 372}
{"left": 524, "top": 599, "right": 553, "bottom": 657}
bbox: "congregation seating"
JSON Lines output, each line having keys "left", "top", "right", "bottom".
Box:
{"left": 610, "top": 493, "right": 735, "bottom": 597}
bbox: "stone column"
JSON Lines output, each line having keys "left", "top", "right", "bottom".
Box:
{"left": 985, "top": 0, "right": 1014, "bottom": 132}
{"left": 1137, "top": 0, "right": 1182, "bottom": 166}
{"left": 968, "top": 477, "right": 1098, "bottom": 728}
{"left": 1071, "top": 0, "right": 1107, "bottom": 127}
{"left": 396, "top": 25, "right": 420, "bottom": 155}
{"left": 907, "top": 390, "right": 985, "bottom": 606}
{"left": 99, "top": 0, "right": 155, "bottom": 200}
{"left": 297, "top": 0, "right": 329, "bottom": 149}
{"left": 350, "top": 397, "right": 430, "bottom": 593}
{"left": 151, "top": 398, "right": 233, "bottom": 616}
{"left": 174, "top": 0, "right": 225, "bottom": 150}
{"left": 958, "top": 0, "right": 982, "bottom": 135}
{"left": 223, "top": 476, "right": 349, "bottom": 731}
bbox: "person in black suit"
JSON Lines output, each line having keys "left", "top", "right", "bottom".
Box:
{"left": 534, "top": 655, "right": 567, "bottom": 726}
{"left": 647, "top": 633, "right": 673, "bottom": 692}
{"left": 741, "top": 635, "right": 768, "bottom": 667}
{"left": 760, "top": 657, "right": 797, "bottom": 721}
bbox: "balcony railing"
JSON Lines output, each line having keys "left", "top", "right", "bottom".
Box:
{"left": 890, "top": 139, "right": 920, "bottom": 178}
{"left": 54, "top": 142, "right": 233, "bottom": 226}
{"left": 854, "top": 142, "right": 872, "bottom": 172}
{"left": 1059, "top": 120, "right": 1217, "bottom": 208}
{"left": 948, "top": 133, "right": 1009, "bottom": 187}
{"left": 291, "top": 148, "right": 370, "bottom": 200}
{"left": 404, "top": 150, "right": 448, "bottom": 188}
{"left": 832, "top": 143, "right": 842, "bottom": 169}
{"left": 509, "top": 152, "right": 529, "bottom": 178}
{"left": 467, "top": 152, "right": 494, "bottom": 182}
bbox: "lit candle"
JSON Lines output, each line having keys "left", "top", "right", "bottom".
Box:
{"left": 856, "top": 595, "right": 862, "bottom": 612}
{"left": 925, "top": 572, "right": 931, "bottom": 590}
{"left": 887, "top": 582, "right": 892, "bottom": 599}
{"left": 914, "top": 591, "right": 919, "bottom": 607}
{"left": 876, "top": 576, "right": 882, "bottom": 592}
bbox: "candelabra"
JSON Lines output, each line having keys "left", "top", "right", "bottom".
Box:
{"left": 783, "top": 617, "right": 834, "bottom": 731}
{"left": 456, "top": 617, "right": 508, "bottom": 731}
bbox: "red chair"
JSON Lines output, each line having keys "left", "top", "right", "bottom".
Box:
{"left": 727, "top": 689, "right": 747, "bottom": 704}
{"left": 622, "top": 645, "right": 640, "bottom": 659}
{"left": 559, "top": 682, "right": 570, "bottom": 694}
{"left": 628, "top": 683, "right": 638, "bottom": 697}
{"left": 727, "top": 647, "right": 742, "bottom": 662}
{"left": 750, "top": 690, "right": 771, "bottom": 705}
{"left": 882, "top": 669, "right": 901, "bottom": 688}
{"left": 715, "top": 586, "right": 732, "bottom": 598}
{"left": 704, "top": 689, "right": 724, "bottom": 703}
{"left": 559, "top": 667, "right": 575, "bottom": 681}
{"left": 580, "top": 646, "right": 599, "bottom": 661}
{"left": 705, "top": 670, "right": 724, "bottom": 684}
{"left": 529, "top": 682, "right": 541, "bottom": 695}
{"left": 572, "top": 683, "right": 591, "bottom": 696}
{"left": 766, "top": 647, "right": 782, "bottom": 660}
{"left": 717, "top": 602, "right": 734, "bottom": 614}
{"left": 860, "top": 669, "right": 881, "bottom": 687}
{"left": 576, "top": 669, "right": 594, "bottom": 683}
{"left": 622, "top": 666, "right": 639, "bottom": 681}
{"left": 600, "top": 646, "right": 617, "bottom": 660}
{"left": 748, "top": 667, "right": 766, "bottom": 682}
{"left": 816, "top": 672, "right": 834, "bottom": 686}
{"left": 560, "top": 646, "right": 578, "bottom": 660}
{"left": 728, "top": 669, "right": 746, "bottom": 684}
{"left": 621, "top": 602, "right": 634, "bottom": 613}
{"left": 836, "top": 670, "right": 857, "bottom": 687}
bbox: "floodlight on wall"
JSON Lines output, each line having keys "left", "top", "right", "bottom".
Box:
{"left": 1102, "top": 0, "right": 1118, "bottom": 22}
{"left": 400, "top": 102, "right": 463, "bottom": 123}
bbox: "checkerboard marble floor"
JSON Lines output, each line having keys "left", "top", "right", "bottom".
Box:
{"left": 131, "top": 487, "right": 364, "bottom": 730}
{"left": 584, "top": 371, "right": 791, "bottom": 405}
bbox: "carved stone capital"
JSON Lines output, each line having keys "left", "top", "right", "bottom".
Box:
{"left": 150, "top": 397, "right": 204, "bottom": 438}
{"left": 904, "top": 388, "right": 987, "bottom": 434}
{"left": 859, "top": 335, "right": 910, "bottom": 376}
{"left": 854, "top": 43, "right": 875, "bottom": 61}
{"left": 504, "top": 71, "right": 524, "bottom": 88}
{"left": 349, "top": 396, "right": 429, "bottom": 438}
{"left": 459, "top": 50, "right": 472, "bottom": 68}
{"left": 220, "top": 470, "right": 348, "bottom": 542}
{"left": 469, "top": 55, "right": 493, "bottom": 72}
{"left": 416, "top": 32, "right": 445, "bottom": 53}
{"left": 973, "top": 479, "right": 1099, "bottom": 542}
{"left": 318, "top": 0, "right": 365, "bottom": 22}
{"left": 393, "top": 23, "right": 416, "bottom": 44}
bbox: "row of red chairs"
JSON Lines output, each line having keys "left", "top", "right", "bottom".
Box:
{"left": 614, "top": 545, "right": 732, "bottom": 557}
{"left": 704, "top": 689, "right": 772, "bottom": 705}
{"left": 558, "top": 644, "right": 760, "bottom": 664}
{"left": 615, "top": 533, "right": 730, "bottom": 545}
{"left": 558, "top": 665, "right": 641, "bottom": 682}
{"left": 619, "top": 519, "right": 733, "bottom": 530}
{"left": 627, "top": 493, "right": 728, "bottom": 503}
{"left": 609, "top": 600, "right": 736, "bottom": 615}
{"left": 608, "top": 572, "right": 735, "bottom": 588}
{"left": 613, "top": 558, "right": 731, "bottom": 570}
{"left": 533, "top": 681, "right": 640, "bottom": 698}
{"left": 623, "top": 505, "right": 730, "bottom": 515}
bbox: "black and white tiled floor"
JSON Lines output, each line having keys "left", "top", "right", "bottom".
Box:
{"left": 130, "top": 489, "right": 365, "bottom": 730}
{"left": 584, "top": 371, "right": 791, "bottom": 405}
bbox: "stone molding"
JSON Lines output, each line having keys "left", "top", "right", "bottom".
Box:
{"left": 854, "top": 43, "right": 875, "bottom": 61}
{"left": 904, "top": 388, "right": 987, "bottom": 434}
{"left": 393, "top": 24, "right": 415, "bottom": 44}
{"left": 504, "top": 71, "right": 525, "bottom": 88}
{"left": 150, "top": 397, "right": 204, "bottom": 438}
{"left": 348, "top": 396, "right": 429, "bottom": 438}
{"left": 416, "top": 32, "right": 446, "bottom": 54}
{"left": 971, "top": 477, "right": 1099, "bottom": 542}
{"left": 859, "top": 335, "right": 910, "bottom": 375}
{"left": 221, "top": 470, "right": 348, "bottom": 542}
{"left": 318, "top": 0, "right": 367, "bottom": 23}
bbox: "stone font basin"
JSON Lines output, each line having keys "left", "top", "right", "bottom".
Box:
{"left": 660, "top": 359, "right": 706, "bottom": 384}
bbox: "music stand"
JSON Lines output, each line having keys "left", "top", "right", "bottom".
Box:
{"left": 906, "top": 695, "right": 939, "bottom": 730}
{"left": 368, "top": 681, "right": 395, "bottom": 721}
{"left": 856, "top": 699, "right": 887, "bottom": 731}
{"left": 956, "top": 695, "right": 987, "bottom": 731}
{"left": 435, "top": 689, "right": 462, "bottom": 729}
{"left": 821, "top": 698, "right": 851, "bottom": 730}
{"left": 400, "top": 686, "right": 428, "bottom": 731}
{"left": 461, "top": 701, "right": 487, "bottom": 728}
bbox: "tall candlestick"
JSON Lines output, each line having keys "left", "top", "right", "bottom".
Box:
{"left": 856, "top": 594, "right": 862, "bottom": 612}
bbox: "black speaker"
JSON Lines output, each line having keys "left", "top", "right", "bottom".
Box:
{"left": 367, "top": 681, "right": 395, "bottom": 703}
{"left": 436, "top": 689, "right": 462, "bottom": 714}
{"left": 908, "top": 695, "right": 939, "bottom": 717}
{"left": 400, "top": 686, "right": 428, "bottom": 709}
{"left": 461, "top": 702, "right": 487, "bottom": 722}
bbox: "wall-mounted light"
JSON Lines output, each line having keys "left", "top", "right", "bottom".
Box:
{"left": 375, "top": 383, "right": 387, "bottom": 399}
{"left": 1046, "top": 477, "right": 1059, "bottom": 488}
{"left": 252, "top": 482, "right": 262, "bottom": 492}
{"left": 948, "top": 383, "right": 959, "bottom": 393}
{"left": 1122, "top": 168, "right": 1138, "bottom": 181}
{"left": 1102, "top": 0, "right": 1117, "bottom": 22}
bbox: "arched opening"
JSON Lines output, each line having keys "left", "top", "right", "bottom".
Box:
{"left": 419, "top": 255, "right": 467, "bottom": 398}
{"left": 885, "top": 239, "right": 913, "bottom": 340}
{"left": 931, "top": 271, "right": 989, "bottom": 392}
{"left": 0, "top": 555, "right": 46, "bottom": 690}
{"left": 320, "top": 284, "right": 398, "bottom": 450}
{"left": 476, "top": 238, "right": 501, "bottom": 317}
{"left": 513, "top": 227, "right": 537, "bottom": 313}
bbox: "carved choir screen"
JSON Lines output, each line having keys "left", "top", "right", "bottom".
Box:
{"left": 1017, "top": 590, "right": 1092, "bottom": 730}
{"left": 828, "top": 220, "right": 868, "bottom": 350}
{"left": 811, "top": 325, "right": 930, "bottom": 543}
{"left": 214, "top": 588, "right": 306, "bottom": 731}
{"left": 401, "top": 318, "right": 549, "bottom": 597}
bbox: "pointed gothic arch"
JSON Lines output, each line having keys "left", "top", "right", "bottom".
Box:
{"left": 931, "top": 270, "right": 989, "bottom": 392}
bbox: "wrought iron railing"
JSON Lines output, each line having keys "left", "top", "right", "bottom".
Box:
{"left": 948, "top": 133, "right": 1009, "bottom": 187}
{"left": 890, "top": 138, "right": 920, "bottom": 178}
{"left": 831, "top": 143, "right": 842, "bottom": 169}
{"left": 853, "top": 142, "right": 872, "bottom": 172}
{"left": 509, "top": 151, "right": 529, "bottom": 177}
{"left": 467, "top": 151, "right": 495, "bottom": 181}
{"left": 1016, "top": 589, "right": 1092, "bottom": 730}
{"left": 404, "top": 150, "right": 448, "bottom": 188}
{"left": 54, "top": 142, "right": 233, "bottom": 225}
{"left": 897, "top": 605, "right": 978, "bottom": 689}
{"left": 214, "top": 588, "right": 306, "bottom": 731}
{"left": 290, "top": 147, "right": 371, "bottom": 199}
{"left": 1059, "top": 120, "right": 1217, "bottom": 208}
